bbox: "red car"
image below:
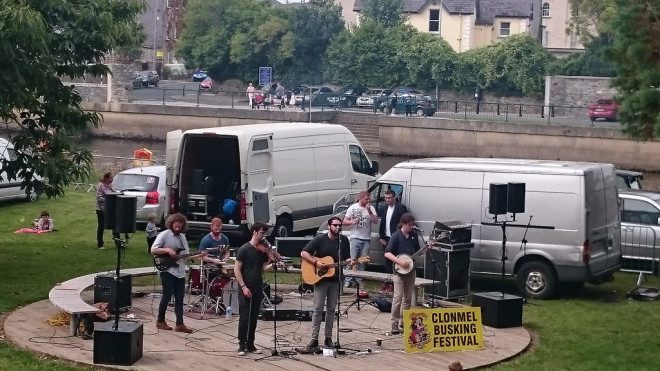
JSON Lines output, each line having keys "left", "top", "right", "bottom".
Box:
{"left": 588, "top": 98, "right": 619, "bottom": 122}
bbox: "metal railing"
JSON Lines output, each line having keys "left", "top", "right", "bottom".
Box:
{"left": 621, "top": 225, "right": 658, "bottom": 280}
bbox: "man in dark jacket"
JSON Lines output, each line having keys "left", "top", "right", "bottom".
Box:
{"left": 378, "top": 190, "right": 407, "bottom": 291}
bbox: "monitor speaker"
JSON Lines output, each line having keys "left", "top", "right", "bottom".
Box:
{"left": 115, "top": 195, "right": 137, "bottom": 234}
{"left": 488, "top": 183, "right": 508, "bottom": 215}
{"left": 94, "top": 273, "right": 132, "bottom": 313}
{"left": 104, "top": 192, "right": 121, "bottom": 230}
{"left": 507, "top": 182, "right": 526, "bottom": 214}
{"left": 93, "top": 321, "right": 143, "bottom": 365}
{"left": 424, "top": 249, "right": 471, "bottom": 299}
{"left": 471, "top": 292, "right": 523, "bottom": 328}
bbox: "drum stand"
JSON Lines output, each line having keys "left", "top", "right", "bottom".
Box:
{"left": 187, "top": 265, "right": 223, "bottom": 319}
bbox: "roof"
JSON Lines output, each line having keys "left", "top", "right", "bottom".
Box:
{"left": 393, "top": 157, "right": 613, "bottom": 175}
{"left": 184, "top": 123, "right": 351, "bottom": 138}
{"left": 475, "top": 0, "right": 534, "bottom": 25}
{"left": 354, "top": 0, "right": 432, "bottom": 13}
{"left": 443, "top": 0, "right": 475, "bottom": 14}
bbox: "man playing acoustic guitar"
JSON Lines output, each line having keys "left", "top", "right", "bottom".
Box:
{"left": 300, "top": 216, "right": 352, "bottom": 351}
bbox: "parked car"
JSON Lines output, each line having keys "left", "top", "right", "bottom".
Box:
{"left": 294, "top": 86, "right": 335, "bottom": 106}
{"left": 356, "top": 88, "right": 392, "bottom": 108}
{"left": 192, "top": 70, "right": 208, "bottom": 82}
{"left": 616, "top": 169, "right": 643, "bottom": 190}
{"left": 131, "top": 72, "right": 146, "bottom": 89}
{"left": 619, "top": 190, "right": 660, "bottom": 264}
{"left": 327, "top": 85, "right": 367, "bottom": 108}
{"left": 416, "top": 95, "right": 437, "bottom": 116}
{"left": 112, "top": 165, "right": 168, "bottom": 228}
{"left": 134, "top": 71, "right": 159, "bottom": 87}
{"left": 588, "top": 98, "right": 619, "bottom": 122}
{"left": 0, "top": 137, "right": 43, "bottom": 202}
{"left": 199, "top": 77, "right": 213, "bottom": 91}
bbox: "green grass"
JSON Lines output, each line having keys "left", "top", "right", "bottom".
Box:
{"left": 0, "top": 189, "right": 659, "bottom": 370}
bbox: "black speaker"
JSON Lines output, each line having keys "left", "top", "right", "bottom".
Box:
{"left": 424, "top": 249, "right": 471, "bottom": 299}
{"left": 115, "top": 195, "right": 137, "bottom": 234}
{"left": 471, "top": 292, "right": 523, "bottom": 328}
{"left": 104, "top": 192, "right": 121, "bottom": 230}
{"left": 191, "top": 169, "right": 205, "bottom": 195}
{"left": 507, "top": 182, "right": 526, "bottom": 214}
{"left": 93, "top": 321, "right": 143, "bottom": 365}
{"left": 94, "top": 273, "right": 132, "bottom": 313}
{"left": 489, "top": 183, "right": 508, "bottom": 215}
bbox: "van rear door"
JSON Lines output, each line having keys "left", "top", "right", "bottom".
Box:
{"left": 166, "top": 130, "right": 183, "bottom": 188}
{"left": 247, "top": 135, "right": 273, "bottom": 226}
{"left": 584, "top": 166, "right": 619, "bottom": 274}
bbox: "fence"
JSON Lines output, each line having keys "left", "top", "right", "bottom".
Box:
{"left": 132, "top": 87, "right": 602, "bottom": 126}
{"left": 621, "top": 225, "right": 659, "bottom": 283}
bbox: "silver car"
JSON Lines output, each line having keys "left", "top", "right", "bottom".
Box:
{"left": 619, "top": 190, "right": 660, "bottom": 267}
{"left": 112, "top": 166, "right": 168, "bottom": 227}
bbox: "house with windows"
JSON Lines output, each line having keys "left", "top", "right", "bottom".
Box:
{"left": 540, "top": 0, "right": 584, "bottom": 57}
{"left": 352, "top": 0, "right": 542, "bottom": 53}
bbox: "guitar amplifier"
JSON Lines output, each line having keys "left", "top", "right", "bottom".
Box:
{"left": 432, "top": 221, "right": 472, "bottom": 245}
{"left": 94, "top": 273, "right": 132, "bottom": 313}
{"left": 187, "top": 194, "right": 207, "bottom": 216}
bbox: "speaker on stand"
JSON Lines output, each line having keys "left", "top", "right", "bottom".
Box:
{"left": 104, "top": 192, "right": 121, "bottom": 231}
{"left": 115, "top": 195, "right": 137, "bottom": 234}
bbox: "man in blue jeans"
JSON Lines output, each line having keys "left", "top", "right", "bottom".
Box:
{"left": 343, "top": 191, "right": 378, "bottom": 288}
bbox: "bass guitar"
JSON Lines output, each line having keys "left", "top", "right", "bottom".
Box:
{"left": 153, "top": 248, "right": 218, "bottom": 271}
{"left": 301, "top": 256, "right": 371, "bottom": 285}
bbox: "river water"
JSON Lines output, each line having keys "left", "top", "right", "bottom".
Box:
{"left": 80, "top": 137, "right": 660, "bottom": 191}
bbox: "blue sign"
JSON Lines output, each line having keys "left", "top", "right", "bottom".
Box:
{"left": 258, "top": 67, "right": 272, "bottom": 87}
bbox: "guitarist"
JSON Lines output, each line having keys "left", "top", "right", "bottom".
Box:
{"left": 300, "top": 216, "right": 351, "bottom": 351}
{"left": 384, "top": 213, "right": 421, "bottom": 335}
{"left": 151, "top": 213, "right": 206, "bottom": 334}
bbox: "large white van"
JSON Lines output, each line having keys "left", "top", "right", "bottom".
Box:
{"left": 364, "top": 158, "right": 622, "bottom": 298}
{"left": 166, "top": 123, "right": 379, "bottom": 242}
{"left": 0, "top": 137, "right": 42, "bottom": 202}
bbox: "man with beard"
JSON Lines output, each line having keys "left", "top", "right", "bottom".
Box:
{"left": 151, "top": 213, "right": 206, "bottom": 333}
{"left": 198, "top": 217, "right": 230, "bottom": 264}
{"left": 300, "top": 216, "right": 352, "bottom": 351}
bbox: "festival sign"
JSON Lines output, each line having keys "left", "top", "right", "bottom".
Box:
{"left": 403, "top": 307, "right": 484, "bottom": 353}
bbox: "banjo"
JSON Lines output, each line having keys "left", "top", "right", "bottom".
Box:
{"left": 394, "top": 248, "right": 428, "bottom": 275}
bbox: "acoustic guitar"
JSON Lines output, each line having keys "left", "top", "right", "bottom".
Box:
{"left": 153, "top": 247, "right": 220, "bottom": 271}
{"left": 301, "top": 256, "right": 371, "bottom": 285}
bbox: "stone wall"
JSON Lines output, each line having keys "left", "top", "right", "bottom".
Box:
{"left": 545, "top": 75, "right": 617, "bottom": 108}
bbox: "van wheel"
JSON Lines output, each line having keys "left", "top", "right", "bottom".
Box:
{"left": 273, "top": 216, "right": 293, "bottom": 239}
{"left": 516, "top": 261, "right": 556, "bottom": 299}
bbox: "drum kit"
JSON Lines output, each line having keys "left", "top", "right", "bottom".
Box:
{"left": 187, "top": 258, "right": 239, "bottom": 317}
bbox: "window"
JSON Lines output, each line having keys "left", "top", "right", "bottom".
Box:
{"left": 622, "top": 199, "right": 660, "bottom": 225}
{"left": 429, "top": 9, "right": 440, "bottom": 32}
{"left": 542, "top": 2, "right": 550, "bottom": 17}
{"left": 371, "top": 182, "right": 405, "bottom": 206}
{"left": 349, "top": 145, "right": 373, "bottom": 175}
{"left": 499, "top": 22, "right": 510, "bottom": 37}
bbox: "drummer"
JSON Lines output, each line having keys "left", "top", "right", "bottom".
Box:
{"left": 199, "top": 217, "right": 231, "bottom": 265}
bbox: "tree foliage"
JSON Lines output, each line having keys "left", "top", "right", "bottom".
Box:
{"left": 360, "top": 0, "right": 405, "bottom": 28}
{"left": 567, "top": 0, "right": 616, "bottom": 44}
{"left": 551, "top": 34, "right": 616, "bottom": 77}
{"left": 0, "top": 0, "right": 145, "bottom": 197}
{"left": 609, "top": 0, "right": 660, "bottom": 139}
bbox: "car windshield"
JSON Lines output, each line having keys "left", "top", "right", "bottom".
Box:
{"left": 113, "top": 174, "right": 159, "bottom": 192}
{"left": 596, "top": 99, "right": 613, "bottom": 105}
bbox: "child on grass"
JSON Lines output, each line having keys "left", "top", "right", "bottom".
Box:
{"left": 146, "top": 213, "right": 159, "bottom": 253}
{"left": 36, "top": 210, "right": 54, "bottom": 232}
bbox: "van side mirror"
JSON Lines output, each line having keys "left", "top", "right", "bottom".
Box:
{"left": 370, "top": 160, "right": 379, "bottom": 175}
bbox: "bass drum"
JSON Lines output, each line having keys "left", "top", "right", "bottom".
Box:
{"left": 208, "top": 275, "right": 231, "bottom": 299}
{"left": 222, "top": 279, "right": 240, "bottom": 315}
{"left": 188, "top": 267, "right": 202, "bottom": 295}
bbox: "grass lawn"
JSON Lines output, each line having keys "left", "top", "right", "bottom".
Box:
{"left": 0, "top": 189, "right": 659, "bottom": 370}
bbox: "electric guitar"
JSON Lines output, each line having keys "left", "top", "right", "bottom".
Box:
{"left": 153, "top": 248, "right": 218, "bottom": 271}
{"left": 301, "top": 256, "right": 371, "bottom": 285}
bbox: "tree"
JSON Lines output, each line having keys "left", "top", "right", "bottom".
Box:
{"left": 609, "top": 0, "right": 660, "bottom": 139}
{"left": 551, "top": 34, "right": 616, "bottom": 77}
{"left": 0, "top": 0, "right": 145, "bottom": 197}
{"left": 360, "top": 0, "right": 404, "bottom": 28}
{"left": 567, "top": 0, "right": 617, "bottom": 44}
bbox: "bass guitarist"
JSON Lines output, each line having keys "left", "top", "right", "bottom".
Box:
{"left": 151, "top": 213, "right": 206, "bottom": 334}
{"left": 300, "top": 216, "right": 352, "bottom": 351}
{"left": 384, "top": 213, "right": 425, "bottom": 335}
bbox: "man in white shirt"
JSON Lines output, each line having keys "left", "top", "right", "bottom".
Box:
{"left": 342, "top": 191, "right": 378, "bottom": 288}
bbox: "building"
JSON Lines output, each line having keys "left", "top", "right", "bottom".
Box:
{"left": 540, "top": 0, "right": 584, "bottom": 57}
{"left": 352, "top": 0, "right": 542, "bottom": 53}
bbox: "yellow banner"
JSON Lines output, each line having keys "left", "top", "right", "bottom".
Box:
{"left": 403, "top": 307, "right": 484, "bottom": 353}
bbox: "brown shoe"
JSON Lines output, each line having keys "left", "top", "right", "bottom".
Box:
{"left": 156, "top": 321, "right": 172, "bottom": 330}
{"left": 175, "top": 324, "right": 193, "bottom": 333}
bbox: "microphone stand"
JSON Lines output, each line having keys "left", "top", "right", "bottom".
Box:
{"left": 335, "top": 232, "right": 343, "bottom": 349}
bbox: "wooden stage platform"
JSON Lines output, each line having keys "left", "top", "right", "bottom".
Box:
{"left": 5, "top": 286, "right": 530, "bottom": 370}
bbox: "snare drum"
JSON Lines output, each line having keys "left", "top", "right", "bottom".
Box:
{"left": 208, "top": 276, "right": 231, "bottom": 299}
{"left": 222, "top": 264, "right": 236, "bottom": 277}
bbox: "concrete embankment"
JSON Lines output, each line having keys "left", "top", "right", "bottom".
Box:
{"left": 84, "top": 102, "right": 660, "bottom": 171}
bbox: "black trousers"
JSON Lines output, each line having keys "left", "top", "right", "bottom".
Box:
{"left": 96, "top": 210, "right": 119, "bottom": 248}
{"left": 237, "top": 282, "right": 264, "bottom": 349}
{"left": 158, "top": 272, "right": 185, "bottom": 325}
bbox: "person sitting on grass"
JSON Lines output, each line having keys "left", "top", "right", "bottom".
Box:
{"left": 35, "top": 210, "right": 54, "bottom": 232}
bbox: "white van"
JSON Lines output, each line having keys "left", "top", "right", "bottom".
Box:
{"left": 0, "top": 137, "right": 42, "bottom": 202}
{"left": 364, "top": 158, "right": 622, "bottom": 298}
{"left": 166, "top": 123, "right": 379, "bottom": 241}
